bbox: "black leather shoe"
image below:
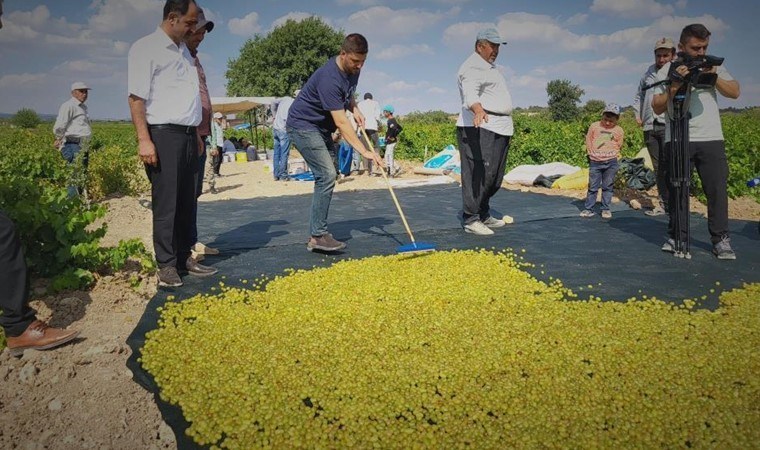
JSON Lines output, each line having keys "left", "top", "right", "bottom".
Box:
{"left": 180, "top": 257, "right": 218, "bottom": 277}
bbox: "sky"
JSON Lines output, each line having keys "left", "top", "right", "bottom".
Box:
{"left": 0, "top": 0, "right": 758, "bottom": 120}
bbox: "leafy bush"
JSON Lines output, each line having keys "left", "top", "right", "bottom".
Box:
{"left": 88, "top": 144, "right": 149, "bottom": 201}
{"left": 12, "top": 108, "right": 43, "bottom": 129}
{"left": 0, "top": 124, "right": 154, "bottom": 292}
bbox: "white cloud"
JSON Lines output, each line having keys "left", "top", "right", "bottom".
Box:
{"left": 0, "top": 73, "right": 48, "bottom": 88}
{"left": 229, "top": 12, "right": 262, "bottom": 37}
{"left": 375, "top": 44, "right": 434, "bottom": 60}
{"left": 427, "top": 87, "right": 447, "bottom": 94}
{"left": 445, "top": 12, "right": 729, "bottom": 54}
{"left": 675, "top": 0, "right": 688, "bottom": 8}
{"left": 442, "top": 21, "right": 493, "bottom": 48}
{"left": 343, "top": 6, "right": 448, "bottom": 41}
{"left": 335, "top": 0, "right": 380, "bottom": 6}
{"left": 87, "top": 0, "right": 161, "bottom": 37}
{"left": 590, "top": 0, "right": 674, "bottom": 19}
{"left": 565, "top": 13, "right": 588, "bottom": 26}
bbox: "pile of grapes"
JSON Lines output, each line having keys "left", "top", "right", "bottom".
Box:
{"left": 141, "top": 249, "right": 760, "bottom": 448}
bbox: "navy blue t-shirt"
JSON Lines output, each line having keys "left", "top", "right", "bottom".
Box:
{"left": 286, "top": 57, "right": 359, "bottom": 133}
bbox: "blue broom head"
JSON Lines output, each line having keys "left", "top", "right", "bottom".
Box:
{"left": 397, "top": 241, "right": 436, "bottom": 254}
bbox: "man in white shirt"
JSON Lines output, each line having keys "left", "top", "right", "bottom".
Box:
{"left": 456, "top": 28, "right": 513, "bottom": 236}
{"left": 635, "top": 38, "right": 675, "bottom": 216}
{"left": 53, "top": 81, "right": 92, "bottom": 197}
{"left": 357, "top": 92, "right": 382, "bottom": 175}
{"left": 652, "top": 23, "right": 740, "bottom": 260}
{"left": 127, "top": 0, "right": 217, "bottom": 287}
{"left": 271, "top": 90, "right": 298, "bottom": 181}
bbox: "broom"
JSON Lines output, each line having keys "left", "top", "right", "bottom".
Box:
{"left": 359, "top": 127, "right": 436, "bottom": 255}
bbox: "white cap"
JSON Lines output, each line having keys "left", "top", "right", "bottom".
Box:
{"left": 71, "top": 81, "right": 91, "bottom": 91}
{"left": 213, "top": 112, "right": 223, "bottom": 119}
{"left": 603, "top": 102, "right": 620, "bottom": 116}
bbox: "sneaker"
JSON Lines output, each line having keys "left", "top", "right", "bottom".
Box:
{"left": 579, "top": 210, "right": 595, "bottom": 218}
{"left": 157, "top": 266, "right": 183, "bottom": 287}
{"left": 482, "top": 216, "right": 506, "bottom": 228}
{"left": 5, "top": 320, "right": 80, "bottom": 357}
{"left": 601, "top": 210, "right": 612, "bottom": 220}
{"left": 661, "top": 238, "right": 675, "bottom": 253}
{"left": 307, "top": 233, "right": 347, "bottom": 252}
{"left": 179, "top": 257, "right": 218, "bottom": 277}
{"left": 713, "top": 236, "right": 736, "bottom": 260}
{"left": 645, "top": 205, "right": 666, "bottom": 217}
{"left": 190, "top": 250, "right": 205, "bottom": 263}
{"left": 464, "top": 221, "right": 495, "bottom": 235}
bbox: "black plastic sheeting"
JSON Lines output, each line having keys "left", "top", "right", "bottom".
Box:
{"left": 126, "top": 183, "right": 759, "bottom": 448}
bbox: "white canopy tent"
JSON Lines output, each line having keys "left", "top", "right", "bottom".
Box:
{"left": 210, "top": 96, "right": 276, "bottom": 148}
{"left": 210, "top": 96, "right": 276, "bottom": 115}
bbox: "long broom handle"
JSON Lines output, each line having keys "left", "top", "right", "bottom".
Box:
{"left": 359, "top": 127, "right": 417, "bottom": 245}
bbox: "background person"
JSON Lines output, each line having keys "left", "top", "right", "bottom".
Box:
{"left": 210, "top": 111, "right": 224, "bottom": 179}
{"left": 652, "top": 23, "right": 740, "bottom": 260}
{"left": 127, "top": 0, "right": 217, "bottom": 287}
{"left": 1, "top": 211, "right": 79, "bottom": 357}
{"left": 271, "top": 90, "right": 298, "bottom": 181}
{"left": 456, "top": 27, "right": 514, "bottom": 236}
{"left": 53, "top": 82, "right": 92, "bottom": 197}
{"left": 286, "top": 33, "right": 383, "bottom": 252}
{"left": 634, "top": 37, "right": 676, "bottom": 217}
{"left": 580, "top": 103, "right": 624, "bottom": 219}
{"left": 382, "top": 104, "right": 402, "bottom": 177}
{"left": 185, "top": 7, "right": 218, "bottom": 261}
{"left": 357, "top": 92, "right": 382, "bottom": 175}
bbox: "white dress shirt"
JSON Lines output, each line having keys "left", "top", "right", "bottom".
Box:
{"left": 53, "top": 97, "right": 91, "bottom": 140}
{"left": 127, "top": 27, "right": 201, "bottom": 127}
{"left": 456, "top": 52, "right": 513, "bottom": 136}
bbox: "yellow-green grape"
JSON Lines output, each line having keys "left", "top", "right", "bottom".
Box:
{"left": 140, "top": 250, "right": 760, "bottom": 449}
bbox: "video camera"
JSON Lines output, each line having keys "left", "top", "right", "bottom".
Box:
{"left": 668, "top": 52, "right": 724, "bottom": 88}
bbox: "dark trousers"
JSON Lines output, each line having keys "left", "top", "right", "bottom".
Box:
{"left": 0, "top": 211, "right": 36, "bottom": 337}
{"left": 212, "top": 146, "right": 223, "bottom": 175}
{"left": 644, "top": 125, "right": 669, "bottom": 209}
{"left": 457, "top": 127, "right": 511, "bottom": 225}
{"left": 190, "top": 138, "right": 207, "bottom": 245}
{"left": 145, "top": 128, "right": 198, "bottom": 269}
{"left": 362, "top": 129, "right": 381, "bottom": 173}
{"left": 664, "top": 140, "right": 729, "bottom": 244}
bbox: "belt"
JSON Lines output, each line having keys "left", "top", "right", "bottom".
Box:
{"left": 653, "top": 120, "right": 666, "bottom": 127}
{"left": 64, "top": 137, "right": 81, "bottom": 144}
{"left": 149, "top": 124, "right": 197, "bottom": 134}
{"left": 484, "top": 109, "right": 510, "bottom": 117}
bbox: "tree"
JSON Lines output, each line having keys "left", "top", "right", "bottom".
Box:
{"left": 583, "top": 99, "right": 606, "bottom": 116}
{"left": 226, "top": 18, "right": 344, "bottom": 97}
{"left": 12, "top": 108, "right": 42, "bottom": 129}
{"left": 546, "top": 79, "right": 584, "bottom": 122}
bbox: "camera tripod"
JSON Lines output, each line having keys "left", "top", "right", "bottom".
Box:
{"left": 642, "top": 79, "right": 694, "bottom": 259}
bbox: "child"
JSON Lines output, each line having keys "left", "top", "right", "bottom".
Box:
{"left": 581, "top": 103, "right": 624, "bottom": 219}
{"left": 382, "top": 105, "right": 403, "bottom": 177}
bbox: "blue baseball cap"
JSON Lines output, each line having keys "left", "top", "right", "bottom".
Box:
{"left": 476, "top": 28, "right": 507, "bottom": 45}
{"left": 383, "top": 104, "right": 394, "bottom": 114}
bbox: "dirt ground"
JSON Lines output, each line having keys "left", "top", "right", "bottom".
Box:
{"left": 2, "top": 157, "right": 758, "bottom": 449}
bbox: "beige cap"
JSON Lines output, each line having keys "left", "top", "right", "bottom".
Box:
{"left": 213, "top": 112, "right": 223, "bottom": 119}
{"left": 71, "top": 81, "right": 91, "bottom": 91}
{"left": 654, "top": 37, "right": 675, "bottom": 50}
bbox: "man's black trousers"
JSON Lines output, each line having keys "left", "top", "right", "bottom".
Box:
{"left": 664, "top": 140, "right": 730, "bottom": 245}
{"left": 145, "top": 127, "right": 199, "bottom": 269}
{"left": 0, "top": 211, "right": 36, "bottom": 337}
{"left": 456, "top": 127, "right": 511, "bottom": 225}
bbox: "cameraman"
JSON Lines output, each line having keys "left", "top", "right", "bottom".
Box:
{"left": 652, "top": 23, "right": 740, "bottom": 260}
